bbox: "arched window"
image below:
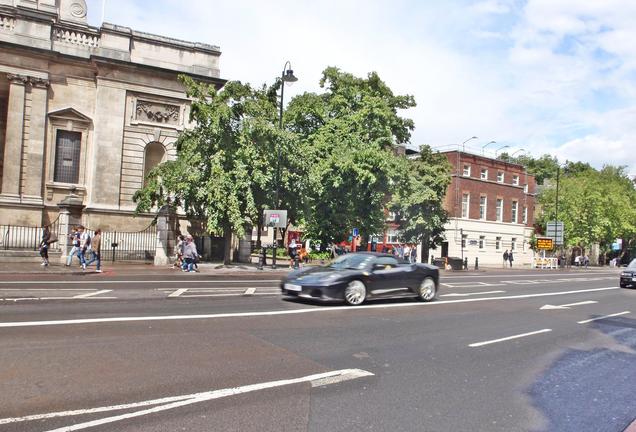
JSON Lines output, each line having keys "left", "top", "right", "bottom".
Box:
{"left": 143, "top": 142, "right": 166, "bottom": 184}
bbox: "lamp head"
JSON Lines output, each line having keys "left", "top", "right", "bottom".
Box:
{"left": 283, "top": 69, "right": 298, "bottom": 84}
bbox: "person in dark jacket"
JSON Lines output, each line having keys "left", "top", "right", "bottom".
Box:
{"left": 181, "top": 235, "right": 198, "bottom": 273}
{"left": 508, "top": 251, "right": 514, "bottom": 268}
{"left": 86, "top": 229, "right": 102, "bottom": 273}
{"left": 40, "top": 225, "right": 51, "bottom": 267}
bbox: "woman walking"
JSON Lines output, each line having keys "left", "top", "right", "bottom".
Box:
{"left": 40, "top": 225, "right": 51, "bottom": 266}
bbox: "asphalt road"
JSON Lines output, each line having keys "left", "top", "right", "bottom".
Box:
{"left": 0, "top": 269, "right": 634, "bottom": 432}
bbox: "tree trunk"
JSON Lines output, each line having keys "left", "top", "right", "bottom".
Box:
{"left": 256, "top": 222, "right": 263, "bottom": 250}
{"left": 420, "top": 233, "right": 431, "bottom": 264}
{"left": 223, "top": 226, "right": 233, "bottom": 266}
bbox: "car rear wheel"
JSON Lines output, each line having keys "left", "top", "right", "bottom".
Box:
{"left": 620, "top": 283, "right": 627, "bottom": 288}
{"left": 344, "top": 280, "right": 367, "bottom": 306}
{"left": 418, "top": 277, "right": 437, "bottom": 302}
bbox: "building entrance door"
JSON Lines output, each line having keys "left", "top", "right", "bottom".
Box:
{"left": 441, "top": 242, "right": 449, "bottom": 258}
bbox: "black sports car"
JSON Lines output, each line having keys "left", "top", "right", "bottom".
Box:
{"left": 281, "top": 252, "right": 440, "bottom": 305}
{"left": 619, "top": 259, "right": 636, "bottom": 288}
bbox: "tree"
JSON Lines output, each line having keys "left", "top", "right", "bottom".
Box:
{"left": 391, "top": 145, "right": 452, "bottom": 263}
{"left": 285, "top": 67, "right": 417, "bottom": 247}
{"left": 134, "top": 77, "right": 282, "bottom": 264}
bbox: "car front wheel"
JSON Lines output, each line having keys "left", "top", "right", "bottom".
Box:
{"left": 344, "top": 280, "right": 367, "bottom": 306}
{"left": 418, "top": 277, "right": 437, "bottom": 302}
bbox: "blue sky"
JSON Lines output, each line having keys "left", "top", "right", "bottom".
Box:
{"left": 87, "top": 0, "right": 636, "bottom": 173}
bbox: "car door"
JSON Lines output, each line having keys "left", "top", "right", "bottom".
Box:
{"left": 368, "top": 256, "right": 411, "bottom": 298}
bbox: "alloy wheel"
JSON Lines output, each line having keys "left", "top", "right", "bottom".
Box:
{"left": 418, "top": 277, "right": 437, "bottom": 302}
{"left": 344, "top": 280, "right": 367, "bottom": 306}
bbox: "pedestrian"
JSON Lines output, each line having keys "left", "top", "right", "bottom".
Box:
{"left": 173, "top": 235, "right": 184, "bottom": 269}
{"left": 503, "top": 250, "right": 509, "bottom": 268}
{"left": 410, "top": 247, "right": 417, "bottom": 264}
{"left": 288, "top": 239, "right": 298, "bottom": 268}
{"left": 508, "top": 251, "right": 514, "bottom": 268}
{"left": 583, "top": 254, "right": 589, "bottom": 269}
{"left": 86, "top": 228, "right": 102, "bottom": 273}
{"left": 78, "top": 226, "right": 91, "bottom": 270}
{"left": 39, "top": 225, "right": 52, "bottom": 266}
{"left": 65, "top": 227, "right": 81, "bottom": 266}
{"left": 181, "top": 235, "right": 198, "bottom": 272}
{"left": 574, "top": 255, "right": 581, "bottom": 267}
{"left": 403, "top": 245, "right": 411, "bottom": 262}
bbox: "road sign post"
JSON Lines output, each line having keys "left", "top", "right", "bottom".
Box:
{"left": 264, "top": 210, "right": 288, "bottom": 269}
{"left": 546, "top": 222, "right": 564, "bottom": 246}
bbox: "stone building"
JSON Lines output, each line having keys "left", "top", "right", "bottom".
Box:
{"left": 0, "top": 0, "right": 225, "bottom": 232}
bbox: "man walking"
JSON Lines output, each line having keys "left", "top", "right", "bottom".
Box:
{"left": 503, "top": 250, "right": 509, "bottom": 268}
{"left": 78, "top": 226, "right": 91, "bottom": 270}
{"left": 181, "top": 235, "right": 198, "bottom": 273}
{"left": 508, "top": 251, "right": 514, "bottom": 268}
{"left": 66, "top": 227, "right": 81, "bottom": 267}
{"left": 86, "top": 229, "right": 102, "bottom": 273}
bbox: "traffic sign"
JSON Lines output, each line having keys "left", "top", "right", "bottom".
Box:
{"left": 263, "top": 210, "right": 288, "bottom": 228}
{"left": 546, "top": 221, "right": 564, "bottom": 246}
{"left": 352, "top": 228, "right": 359, "bottom": 237}
{"left": 536, "top": 237, "right": 555, "bottom": 251}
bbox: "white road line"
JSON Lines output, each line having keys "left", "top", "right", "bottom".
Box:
{"left": 0, "top": 286, "right": 619, "bottom": 329}
{"left": 469, "top": 329, "right": 552, "bottom": 348}
{"left": 176, "top": 292, "right": 279, "bottom": 298}
{"left": 158, "top": 286, "right": 277, "bottom": 292}
{"left": 0, "top": 280, "right": 281, "bottom": 285}
{"left": 0, "top": 369, "right": 373, "bottom": 430}
{"left": 578, "top": 311, "right": 631, "bottom": 324}
{"left": 0, "top": 289, "right": 99, "bottom": 292}
{"left": 441, "top": 291, "right": 506, "bottom": 298}
{"left": 244, "top": 288, "right": 257, "bottom": 296}
{"left": 168, "top": 289, "right": 188, "bottom": 298}
{"left": 73, "top": 290, "right": 113, "bottom": 299}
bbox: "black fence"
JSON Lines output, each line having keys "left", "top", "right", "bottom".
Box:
{"left": 87, "top": 224, "right": 157, "bottom": 262}
{"left": 0, "top": 217, "right": 62, "bottom": 251}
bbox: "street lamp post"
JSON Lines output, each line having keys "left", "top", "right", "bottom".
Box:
{"left": 495, "top": 145, "right": 510, "bottom": 158}
{"left": 482, "top": 141, "right": 496, "bottom": 156}
{"left": 272, "top": 61, "right": 298, "bottom": 269}
{"left": 462, "top": 136, "right": 478, "bottom": 152}
{"left": 512, "top": 149, "right": 526, "bottom": 158}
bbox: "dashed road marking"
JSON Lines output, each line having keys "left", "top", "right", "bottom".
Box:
{"left": 441, "top": 291, "right": 506, "bottom": 298}
{"left": 577, "top": 311, "right": 631, "bottom": 324}
{"left": 0, "top": 369, "right": 374, "bottom": 431}
{"left": 244, "top": 288, "right": 257, "bottom": 296}
{"left": 469, "top": 329, "right": 552, "bottom": 348}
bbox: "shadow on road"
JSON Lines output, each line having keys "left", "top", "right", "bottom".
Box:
{"left": 527, "top": 316, "right": 636, "bottom": 432}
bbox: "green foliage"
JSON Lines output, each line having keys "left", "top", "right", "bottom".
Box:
{"left": 285, "top": 67, "right": 418, "bottom": 247}
{"left": 134, "top": 77, "right": 282, "bottom": 263}
{"left": 391, "top": 145, "right": 452, "bottom": 262}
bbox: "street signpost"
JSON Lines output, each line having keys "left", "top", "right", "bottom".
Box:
{"left": 264, "top": 210, "right": 288, "bottom": 269}
{"left": 546, "top": 221, "right": 564, "bottom": 246}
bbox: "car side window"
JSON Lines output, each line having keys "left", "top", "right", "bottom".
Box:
{"left": 375, "top": 257, "right": 399, "bottom": 269}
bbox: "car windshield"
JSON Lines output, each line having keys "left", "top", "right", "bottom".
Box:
{"left": 628, "top": 259, "right": 636, "bottom": 269}
{"left": 328, "top": 254, "right": 373, "bottom": 270}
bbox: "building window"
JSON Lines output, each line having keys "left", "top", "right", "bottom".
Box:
{"left": 496, "top": 199, "right": 503, "bottom": 222}
{"left": 523, "top": 206, "right": 528, "bottom": 224}
{"left": 461, "top": 193, "right": 470, "bottom": 218}
{"left": 479, "top": 236, "right": 485, "bottom": 249}
{"left": 386, "top": 232, "right": 399, "bottom": 243}
{"left": 54, "top": 130, "right": 82, "bottom": 184}
{"left": 511, "top": 237, "right": 517, "bottom": 251}
{"left": 524, "top": 184, "right": 529, "bottom": 193}
{"left": 462, "top": 234, "right": 468, "bottom": 249}
{"left": 463, "top": 165, "right": 471, "bottom": 177}
{"left": 479, "top": 196, "right": 487, "bottom": 220}
{"left": 513, "top": 175, "right": 520, "bottom": 186}
{"left": 511, "top": 201, "right": 518, "bottom": 224}
{"left": 496, "top": 236, "right": 502, "bottom": 250}
{"left": 497, "top": 171, "right": 504, "bottom": 183}
{"left": 480, "top": 169, "right": 488, "bottom": 180}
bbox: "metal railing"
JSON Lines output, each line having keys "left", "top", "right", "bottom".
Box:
{"left": 86, "top": 223, "right": 157, "bottom": 262}
{"left": 0, "top": 217, "right": 61, "bottom": 251}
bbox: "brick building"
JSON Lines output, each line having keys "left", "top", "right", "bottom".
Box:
{"left": 439, "top": 150, "right": 536, "bottom": 267}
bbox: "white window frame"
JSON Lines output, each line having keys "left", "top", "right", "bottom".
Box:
{"left": 511, "top": 237, "right": 517, "bottom": 251}
{"left": 497, "top": 172, "right": 505, "bottom": 183}
{"left": 461, "top": 193, "right": 470, "bottom": 219}
{"left": 512, "top": 175, "right": 520, "bottom": 186}
{"left": 479, "top": 196, "right": 487, "bottom": 220}
{"left": 496, "top": 236, "right": 502, "bottom": 250}
{"left": 511, "top": 201, "right": 518, "bottom": 224}
{"left": 463, "top": 164, "right": 471, "bottom": 177}
{"left": 523, "top": 207, "right": 528, "bottom": 224}
{"left": 480, "top": 169, "right": 488, "bottom": 180}
{"left": 461, "top": 234, "right": 468, "bottom": 249}
{"left": 496, "top": 199, "right": 504, "bottom": 222}
{"left": 479, "top": 236, "right": 485, "bottom": 250}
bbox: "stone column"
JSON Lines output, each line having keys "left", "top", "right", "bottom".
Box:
{"left": 154, "top": 205, "right": 177, "bottom": 266}
{"left": 238, "top": 226, "right": 253, "bottom": 263}
{"left": 22, "top": 78, "right": 49, "bottom": 204}
{"left": 0, "top": 74, "right": 27, "bottom": 200}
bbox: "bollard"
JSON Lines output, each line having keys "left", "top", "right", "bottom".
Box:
{"left": 463, "top": 257, "right": 468, "bottom": 270}
{"left": 475, "top": 257, "right": 479, "bottom": 270}
{"left": 293, "top": 254, "right": 300, "bottom": 270}
{"left": 257, "top": 247, "right": 267, "bottom": 270}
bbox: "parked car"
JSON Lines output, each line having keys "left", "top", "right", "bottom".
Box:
{"left": 281, "top": 252, "right": 439, "bottom": 305}
{"left": 619, "top": 259, "right": 636, "bottom": 288}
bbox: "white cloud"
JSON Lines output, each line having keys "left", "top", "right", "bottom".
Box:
{"left": 86, "top": 0, "right": 636, "bottom": 175}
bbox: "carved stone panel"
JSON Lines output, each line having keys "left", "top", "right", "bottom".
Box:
{"left": 135, "top": 100, "right": 180, "bottom": 126}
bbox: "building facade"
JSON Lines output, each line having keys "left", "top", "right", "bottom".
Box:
{"left": 0, "top": 0, "right": 224, "bottom": 232}
{"left": 440, "top": 150, "right": 536, "bottom": 267}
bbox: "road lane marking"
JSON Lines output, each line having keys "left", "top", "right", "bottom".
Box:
{"left": 73, "top": 290, "right": 113, "bottom": 299}
{"left": 577, "top": 311, "right": 631, "bottom": 324}
{"left": 0, "top": 369, "right": 373, "bottom": 430}
{"left": 469, "top": 329, "right": 552, "bottom": 348}
{"left": 441, "top": 291, "right": 506, "bottom": 298}
{"left": 168, "top": 289, "right": 188, "bottom": 298}
{"left": 0, "top": 280, "right": 281, "bottom": 285}
{"left": 244, "top": 288, "right": 257, "bottom": 296}
{"left": 0, "top": 286, "right": 619, "bottom": 329}
{"left": 540, "top": 301, "right": 598, "bottom": 310}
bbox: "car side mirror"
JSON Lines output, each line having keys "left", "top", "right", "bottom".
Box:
{"left": 372, "top": 264, "right": 386, "bottom": 272}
